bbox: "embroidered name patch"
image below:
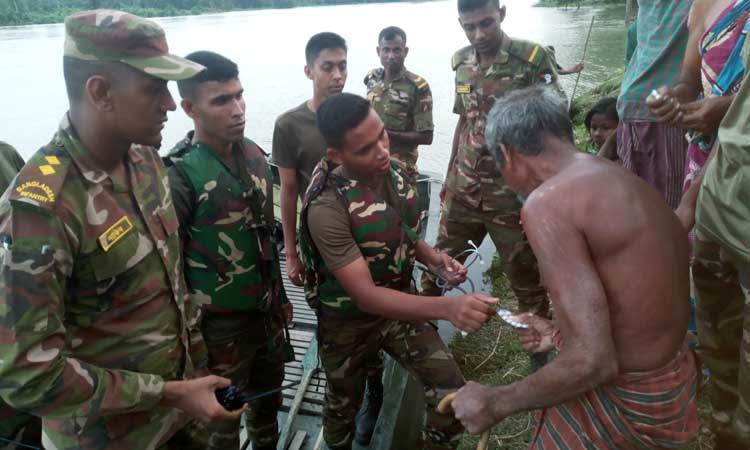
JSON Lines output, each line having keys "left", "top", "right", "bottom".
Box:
{"left": 456, "top": 84, "right": 472, "bottom": 94}
{"left": 15, "top": 181, "right": 55, "bottom": 204}
{"left": 99, "top": 216, "right": 133, "bottom": 251}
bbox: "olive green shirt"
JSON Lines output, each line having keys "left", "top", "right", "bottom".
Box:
{"left": 364, "top": 67, "right": 434, "bottom": 169}
{"left": 307, "top": 165, "right": 400, "bottom": 271}
{"left": 0, "top": 140, "right": 25, "bottom": 194}
{"left": 272, "top": 102, "right": 328, "bottom": 198}
{"left": 696, "top": 39, "right": 750, "bottom": 263}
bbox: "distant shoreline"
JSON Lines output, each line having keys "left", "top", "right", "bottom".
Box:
{"left": 0, "top": 0, "right": 433, "bottom": 27}
{"left": 535, "top": 0, "right": 625, "bottom": 7}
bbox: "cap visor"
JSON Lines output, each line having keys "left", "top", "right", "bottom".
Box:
{"left": 121, "top": 53, "right": 205, "bottom": 81}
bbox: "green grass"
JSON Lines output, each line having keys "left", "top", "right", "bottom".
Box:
{"left": 451, "top": 255, "right": 716, "bottom": 450}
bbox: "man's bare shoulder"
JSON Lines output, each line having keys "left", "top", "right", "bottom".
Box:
{"left": 523, "top": 155, "right": 648, "bottom": 231}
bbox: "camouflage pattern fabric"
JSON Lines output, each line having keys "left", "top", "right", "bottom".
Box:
{"left": 165, "top": 135, "right": 287, "bottom": 450}
{"left": 319, "top": 313, "right": 464, "bottom": 450}
{"left": 422, "top": 192, "right": 548, "bottom": 317}
{"left": 199, "top": 311, "right": 285, "bottom": 450}
{"left": 0, "top": 114, "right": 206, "bottom": 450}
{"left": 364, "top": 67, "right": 434, "bottom": 174}
{"left": 692, "top": 231, "right": 750, "bottom": 446}
{"left": 64, "top": 9, "right": 204, "bottom": 81}
{"left": 165, "top": 135, "right": 287, "bottom": 311}
{"left": 0, "top": 140, "right": 39, "bottom": 450}
{"left": 299, "top": 159, "right": 421, "bottom": 317}
{"left": 446, "top": 37, "right": 560, "bottom": 211}
{"left": 423, "top": 37, "right": 556, "bottom": 315}
{"left": 0, "top": 140, "right": 25, "bottom": 194}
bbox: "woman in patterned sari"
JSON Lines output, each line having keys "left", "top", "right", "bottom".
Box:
{"left": 648, "top": 0, "right": 749, "bottom": 230}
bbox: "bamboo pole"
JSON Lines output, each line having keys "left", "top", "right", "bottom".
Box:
{"left": 569, "top": 15, "right": 595, "bottom": 110}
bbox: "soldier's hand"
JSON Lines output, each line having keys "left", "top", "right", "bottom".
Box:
{"left": 446, "top": 294, "right": 497, "bottom": 334}
{"left": 162, "top": 375, "right": 245, "bottom": 423}
{"left": 286, "top": 253, "right": 305, "bottom": 287}
{"left": 430, "top": 252, "right": 467, "bottom": 287}
{"left": 515, "top": 313, "right": 556, "bottom": 354}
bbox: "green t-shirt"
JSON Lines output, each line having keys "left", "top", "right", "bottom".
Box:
{"left": 695, "top": 40, "right": 750, "bottom": 262}
{"left": 271, "top": 101, "right": 328, "bottom": 198}
{"left": 0, "top": 140, "right": 25, "bottom": 194}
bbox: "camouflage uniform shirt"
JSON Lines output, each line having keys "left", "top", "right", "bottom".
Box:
{"left": 447, "top": 37, "right": 560, "bottom": 210}
{"left": 365, "top": 67, "right": 433, "bottom": 170}
{"left": 0, "top": 115, "right": 207, "bottom": 450}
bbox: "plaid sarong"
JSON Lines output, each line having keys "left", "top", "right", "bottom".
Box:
{"left": 530, "top": 347, "right": 699, "bottom": 449}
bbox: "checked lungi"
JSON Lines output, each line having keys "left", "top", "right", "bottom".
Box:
{"left": 530, "top": 346, "right": 699, "bottom": 449}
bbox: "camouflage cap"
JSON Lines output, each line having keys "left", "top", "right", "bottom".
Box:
{"left": 64, "top": 9, "right": 204, "bottom": 81}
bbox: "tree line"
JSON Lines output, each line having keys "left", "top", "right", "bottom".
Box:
{"left": 0, "top": 0, "right": 418, "bottom": 26}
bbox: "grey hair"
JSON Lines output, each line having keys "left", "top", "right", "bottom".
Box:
{"left": 485, "top": 86, "right": 573, "bottom": 166}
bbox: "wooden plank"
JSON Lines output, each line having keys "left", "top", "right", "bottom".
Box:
{"left": 282, "top": 397, "right": 324, "bottom": 415}
{"left": 278, "top": 338, "right": 320, "bottom": 447}
{"left": 287, "top": 431, "right": 307, "bottom": 450}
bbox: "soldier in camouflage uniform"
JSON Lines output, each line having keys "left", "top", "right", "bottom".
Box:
{"left": 365, "top": 26, "right": 433, "bottom": 180}
{"left": 0, "top": 140, "right": 40, "bottom": 450}
{"left": 164, "top": 51, "right": 291, "bottom": 450}
{"left": 422, "top": 0, "right": 559, "bottom": 356}
{"left": 0, "top": 10, "right": 243, "bottom": 450}
{"left": 691, "top": 38, "right": 750, "bottom": 448}
{"left": 299, "top": 93, "right": 498, "bottom": 450}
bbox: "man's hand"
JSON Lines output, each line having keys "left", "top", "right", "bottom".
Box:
{"left": 162, "top": 375, "right": 245, "bottom": 423}
{"left": 680, "top": 96, "right": 731, "bottom": 135}
{"left": 281, "top": 302, "right": 294, "bottom": 323}
{"left": 446, "top": 294, "right": 498, "bottom": 334}
{"left": 429, "top": 252, "right": 468, "bottom": 287}
{"left": 285, "top": 252, "right": 305, "bottom": 286}
{"left": 452, "top": 381, "right": 505, "bottom": 434}
{"left": 515, "top": 313, "right": 557, "bottom": 354}
{"left": 647, "top": 86, "right": 683, "bottom": 126}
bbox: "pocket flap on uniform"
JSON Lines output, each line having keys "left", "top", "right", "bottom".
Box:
{"left": 91, "top": 230, "right": 153, "bottom": 282}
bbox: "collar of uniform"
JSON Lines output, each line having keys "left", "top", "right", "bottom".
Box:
{"left": 469, "top": 34, "right": 511, "bottom": 67}
{"left": 56, "top": 112, "right": 133, "bottom": 193}
{"left": 383, "top": 66, "right": 407, "bottom": 83}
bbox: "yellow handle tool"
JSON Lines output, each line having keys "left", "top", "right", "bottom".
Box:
{"left": 437, "top": 392, "right": 490, "bottom": 450}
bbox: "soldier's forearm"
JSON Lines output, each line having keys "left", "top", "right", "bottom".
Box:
{"left": 0, "top": 353, "right": 166, "bottom": 422}
{"left": 447, "top": 117, "right": 465, "bottom": 174}
{"left": 386, "top": 129, "right": 433, "bottom": 146}
{"left": 280, "top": 186, "right": 299, "bottom": 257}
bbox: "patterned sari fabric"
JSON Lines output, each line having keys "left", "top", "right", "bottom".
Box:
{"left": 684, "top": 0, "right": 750, "bottom": 192}
{"left": 530, "top": 347, "right": 699, "bottom": 450}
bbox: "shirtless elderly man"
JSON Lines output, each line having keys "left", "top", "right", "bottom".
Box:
{"left": 450, "top": 86, "right": 699, "bottom": 449}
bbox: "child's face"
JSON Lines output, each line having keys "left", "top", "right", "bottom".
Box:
{"left": 589, "top": 113, "right": 618, "bottom": 149}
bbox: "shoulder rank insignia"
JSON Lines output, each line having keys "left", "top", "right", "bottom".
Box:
{"left": 456, "top": 84, "right": 472, "bottom": 94}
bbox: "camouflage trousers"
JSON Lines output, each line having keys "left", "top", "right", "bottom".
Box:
{"left": 692, "top": 232, "right": 750, "bottom": 445}
{"left": 0, "top": 402, "right": 40, "bottom": 450}
{"left": 157, "top": 421, "right": 208, "bottom": 450}
{"left": 421, "top": 192, "right": 549, "bottom": 317}
{"left": 318, "top": 313, "right": 465, "bottom": 450}
{"left": 200, "top": 309, "right": 286, "bottom": 450}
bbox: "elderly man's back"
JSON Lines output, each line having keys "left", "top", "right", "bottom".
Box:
{"left": 450, "top": 86, "right": 698, "bottom": 450}
{"left": 527, "top": 153, "right": 690, "bottom": 371}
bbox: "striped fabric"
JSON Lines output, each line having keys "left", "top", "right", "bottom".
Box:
{"left": 531, "top": 347, "right": 699, "bottom": 450}
{"left": 617, "top": 0, "right": 693, "bottom": 121}
{"left": 617, "top": 122, "right": 688, "bottom": 210}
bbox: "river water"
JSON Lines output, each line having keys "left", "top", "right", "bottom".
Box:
{"left": 1, "top": 0, "right": 625, "bottom": 168}
{"left": 0, "top": 0, "right": 626, "bottom": 314}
